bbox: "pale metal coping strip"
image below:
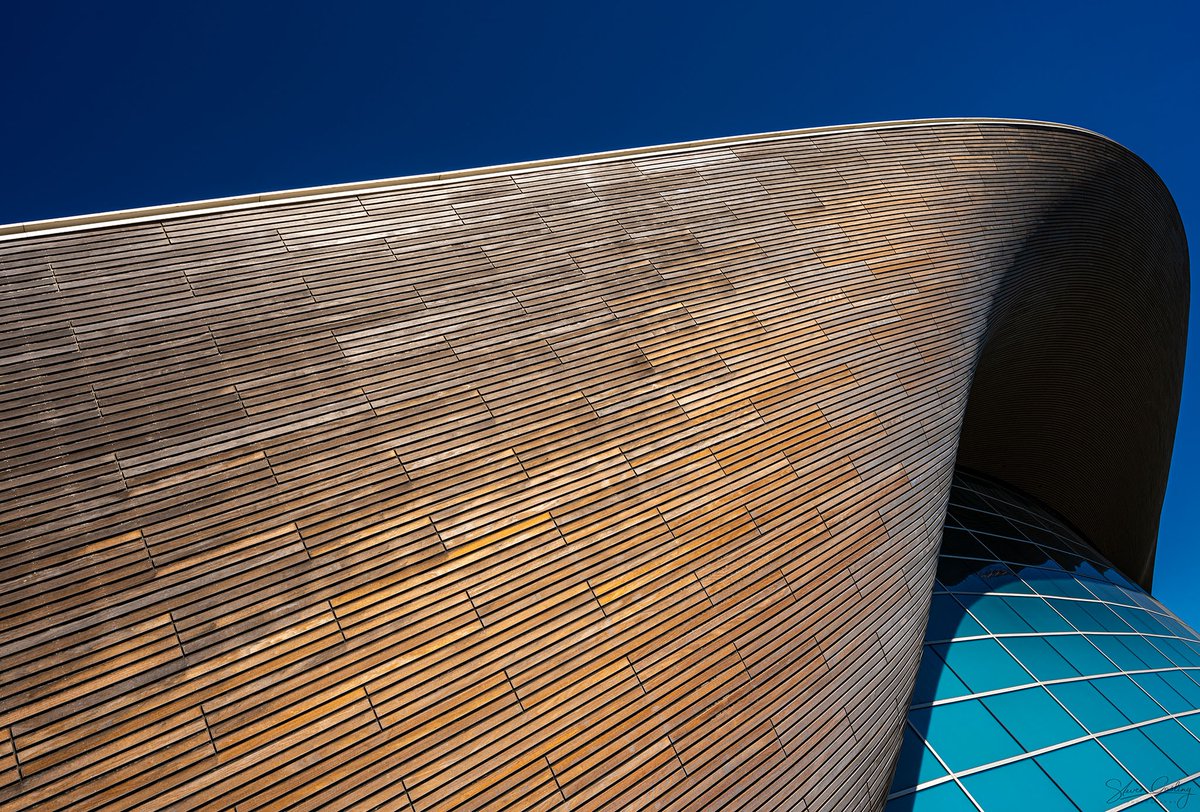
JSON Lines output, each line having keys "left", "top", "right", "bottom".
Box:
{"left": 0, "top": 117, "right": 1116, "bottom": 241}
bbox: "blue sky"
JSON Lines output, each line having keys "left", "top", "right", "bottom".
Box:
{"left": 2, "top": 2, "right": 1197, "bottom": 619}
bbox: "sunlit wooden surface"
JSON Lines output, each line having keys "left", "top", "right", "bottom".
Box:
{"left": 0, "top": 121, "right": 1186, "bottom": 810}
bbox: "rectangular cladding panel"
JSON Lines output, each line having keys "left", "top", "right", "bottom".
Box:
{"left": 0, "top": 122, "right": 1184, "bottom": 811}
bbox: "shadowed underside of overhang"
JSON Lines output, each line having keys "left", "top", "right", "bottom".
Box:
{"left": 0, "top": 121, "right": 1187, "bottom": 811}
{"left": 957, "top": 143, "right": 1187, "bottom": 588}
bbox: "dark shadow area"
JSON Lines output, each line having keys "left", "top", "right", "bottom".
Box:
{"left": 955, "top": 141, "right": 1188, "bottom": 589}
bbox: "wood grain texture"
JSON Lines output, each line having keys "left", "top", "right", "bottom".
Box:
{"left": 0, "top": 121, "right": 1187, "bottom": 811}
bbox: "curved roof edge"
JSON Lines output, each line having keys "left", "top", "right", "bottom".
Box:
{"left": 1, "top": 118, "right": 1187, "bottom": 590}
{"left": 0, "top": 117, "right": 1121, "bottom": 241}
{"left": 952, "top": 135, "right": 1188, "bottom": 590}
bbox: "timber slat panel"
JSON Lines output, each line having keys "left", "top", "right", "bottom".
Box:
{"left": 0, "top": 121, "right": 1187, "bottom": 810}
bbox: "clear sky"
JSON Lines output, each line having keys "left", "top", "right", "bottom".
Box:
{"left": 2, "top": 2, "right": 1197, "bottom": 619}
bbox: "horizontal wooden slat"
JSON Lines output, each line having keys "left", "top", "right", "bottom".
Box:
{"left": 0, "top": 120, "right": 1186, "bottom": 810}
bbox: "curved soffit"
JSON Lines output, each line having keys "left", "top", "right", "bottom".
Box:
{"left": 957, "top": 141, "right": 1188, "bottom": 588}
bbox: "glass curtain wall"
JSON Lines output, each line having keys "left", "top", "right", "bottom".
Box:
{"left": 888, "top": 471, "right": 1200, "bottom": 812}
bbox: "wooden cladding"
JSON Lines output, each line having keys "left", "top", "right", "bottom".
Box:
{"left": 0, "top": 121, "right": 1187, "bottom": 810}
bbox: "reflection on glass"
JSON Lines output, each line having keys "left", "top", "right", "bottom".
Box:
{"left": 887, "top": 471, "right": 1200, "bottom": 811}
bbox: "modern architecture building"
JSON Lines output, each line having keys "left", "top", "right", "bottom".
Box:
{"left": 0, "top": 119, "right": 1189, "bottom": 810}
{"left": 889, "top": 472, "right": 1200, "bottom": 811}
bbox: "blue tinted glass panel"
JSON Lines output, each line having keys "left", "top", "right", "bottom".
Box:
{"left": 1082, "top": 579, "right": 1136, "bottom": 606}
{"left": 1129, "top": 590, "right": 1165, "bottom": 613}
{"left": 1073, "top": 560, "right": 1113, "bottom": 582}
{"left": 1171, "top": 618, "right": 1200, "bottom": 641}
{"left": 1044, "top": 599, "right": 1102, "bottom": 631}
{"left": 1121, "top": 636, "right": 1175, "bottom": 669}
{"left": 1112, "top": 605, "right": 1173, "bottom": 635}
{"left": 1161, "top": 615, "right": 1198, "bottom": 640}
{"left": 1002, "top": 635, "right": 1080, "bottom": 681}
{"left": 891, "top": 472, "right": 1200, "bottom": 812}
{"left": 930, "top": 639, "right": 1030, "bottom": 694}
{"left": 954, "top": 595, "right": 1033, "bottom": 634}
{"left": 960, "top": 759, "right": 1075, "bottom": 812}
{"left": 884, "top": 780, "right": 976, "bottom": 812}
{"left": 909, "top": 701, "right": 1021, "bottom": 773}
{"left": 1036, "top": 740, "right": 1139, "bottom": 812}
{"left": 1102, "top": 568, "right": 1141, "bottom": 591}
{"left": 1101, "top": 727, "right": 1186, "bottom": 791}
{"left": 1153, "top": 637, "right": 1200, "bottom": 667}
{"left": 1039, "top": 545, "right": 1090, "bottom": 574}
{"left": 1179, "top": 713, "right": 1200, "bottom": 740}
{"left": 979, "top": 687, "right": 1084, "bottom": 750}
{"left": 1140, "top": 719, "right": 1200, "bottom": 775}
{"left": 1048, "top": 679, "right": 1131, "bottom": 733}
{"left": 891, "top": 724, "right": 947, "bottom": 789}
{"left": 1046, "top": 633, "right": 1121, "bottom": 677}
{"left": 924, "top": 595, "right": 986, "bottom": 642}
{"left": 1160, "top": 671, "right": 1200, "bottom": 707}
{"left": 1130, "top": 672, "right": 1192, "bottom": 714}
{"left": 1089, "top": 634, "right": 1157, "bottom": 671}
{"left": 1020, "top": 566, "right": 1095, "bottom": 599}
{"left": 1048, "top": 598, "right": 1133, "bottom": 633}
{"left": 910, "top": 646, "right": 971, "bottom": 703}
{"left": 1092, "top": 675, "right": 1169, "bottom": 724}
{"left": 1002, "top": 596, "right": 1073, "bottom": 631}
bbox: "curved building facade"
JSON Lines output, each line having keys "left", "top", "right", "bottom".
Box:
{"left": 890, "top": 471, "right": 1200, "bottom": 811}
{"left": 0, "top": 120, "right": 1188, "bottom": 810}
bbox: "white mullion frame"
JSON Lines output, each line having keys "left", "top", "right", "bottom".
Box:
{"left": 952, "top": 534, "right": 1200, "bottom": 759}
{"left": 936, "top": 552, "right": 1189, "bottom": 628}
{"left": 892, "top": 476, "right": 1200, "bottom": 809}
{"left": 967, "top": 594, "right": 1165, "bottom": 808}
{"left": 910, "top": 669, "right": 1200, "bottom": 712}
